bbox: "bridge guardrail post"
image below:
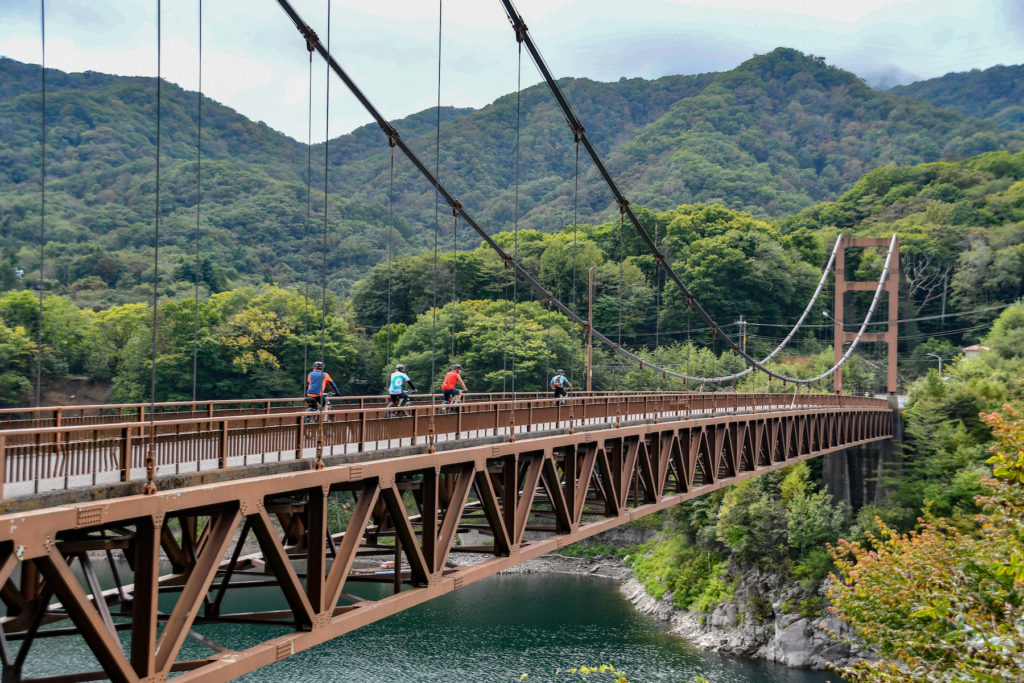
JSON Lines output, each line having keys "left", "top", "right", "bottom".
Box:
{"left": 0, "top": 434, "right": 6, "bottom": 491}
{"left": 219, "top": 420, "right": 229, "bottom": 469}
{"left": 412, "top": 408, "right": 419, "bottom": 446}
{"left": 119, "top": 426, "right": 132, "bottom": 482}
{"left": 359, "top": 411, "right": 367, "bottom": 452}
{"left": 295, "top": 415, "right": 304, "bottom": 459}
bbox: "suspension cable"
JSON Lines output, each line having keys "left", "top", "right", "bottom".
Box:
{"left": 654, "top": 219, "right": 661, "bottom": 390}
{"left": 386, "top": 140, "right": 396, "bottom": 370}
{"left": 511, "top": 32, "right": 522, "bottom": 394}
{"left": 192, "top": 0, "right": 202, "bottom": 403}
{"left": 617, "top": 204, "right": 624, "bottom": 384}
{"left": 320, "top": 0, "right": 331, "bottom": 364}
{"left": 430, "top": 0, "right": 442, "bottom": 394}
{"left": 144, "top": 0, "right": 163, "bottom": 495}
{"left": 497, "top": 0, "right": 860, "bottom": 385}
{"left": 570, "top": 134, "right": 579, "bottom": 385}
{"left": 275, "top": 0, "right": 867, "bottom": 387}
{"left": 450, "top": 207, "right": 458, "bottom": 362}
{"left": 303, "top": 40, "right": 313, "bottom": 390}
{"left": 35, "top": 0, "right": 45, "bottom": 408}
{"left": 151, "top": 0, "right": 162, "bottom": 410}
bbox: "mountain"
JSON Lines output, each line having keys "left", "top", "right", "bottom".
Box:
{"left": 2, "top": 50, "right": 1023, "bottom": 307}
{"left": 318, "top": 48, "right": 1024, "bottom": 231}
{"left": 890, "top": 63, "right": 1024, "bottom": 131}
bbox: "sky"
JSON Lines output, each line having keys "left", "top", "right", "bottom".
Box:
{"left": 2, "top": 0, "right": 1023, "bottom": 143}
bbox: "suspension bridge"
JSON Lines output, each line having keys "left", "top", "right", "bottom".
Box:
{"left": 0, "top": 1, "right": 901, "bottom": 681}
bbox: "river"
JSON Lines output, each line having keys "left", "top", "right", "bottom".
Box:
{"left": 23, "top": 572, "right": 833, "bottom": 682}
{"left": 231, "top": 573, "right": 832, "bottom": 682}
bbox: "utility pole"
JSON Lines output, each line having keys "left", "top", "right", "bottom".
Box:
{"left": 739, "top": 315, "right": 746, "bottom": 355}
{"left": 587, "top": 266, "right": 595, "bottom": 393}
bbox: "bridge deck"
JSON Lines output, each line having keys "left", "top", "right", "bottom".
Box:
{"left": 0, "top": 392, "right": 878, "bottom": 505}
{"left": 0, "top": 394, "right": 895, "bottom": 683}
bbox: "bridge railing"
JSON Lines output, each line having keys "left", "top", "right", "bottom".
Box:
{"left": 0, "top": 392, "right": 887, "bottom": 498}
{"left": 0, "top": 390, "right": 664, "bottom": 431}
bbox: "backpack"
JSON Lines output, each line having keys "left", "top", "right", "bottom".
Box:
{"left": 552, "top": 376, "right": 562, "bottom": 388}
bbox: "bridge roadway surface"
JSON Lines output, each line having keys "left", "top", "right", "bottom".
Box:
{"left": 0, "top": 392, "right": 894, "bottom": 682}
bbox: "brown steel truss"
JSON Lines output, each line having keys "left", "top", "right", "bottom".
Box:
{"left": 0, "top": 405, "right": 893, "bottom": 682}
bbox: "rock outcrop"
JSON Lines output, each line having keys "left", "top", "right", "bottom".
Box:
{"left": 621, "top": 566, "right": 866, "bottom": 670}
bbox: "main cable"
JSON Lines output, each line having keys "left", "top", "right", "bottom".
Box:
{"left": 497, "top": 0, "right": 857, "bottom": 385}
{"left": 276, "top": 0, "right": 866, "bottom": 387}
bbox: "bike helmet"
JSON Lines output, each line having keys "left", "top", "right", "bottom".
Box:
{"left": 556, "top": 369, "right": 565, "bottom": 375}
{"left": 313, "top": 361, "right": 324, "bottom": 370}
{"left": 395, "top": 364, "right": 406, "bottom": 372}
{"left": 453, "top": 364, "right": 462, "bottom": 370}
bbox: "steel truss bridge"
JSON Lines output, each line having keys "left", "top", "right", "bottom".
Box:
{"left": 0, "top": 392, "right": 894, "bottom": 682}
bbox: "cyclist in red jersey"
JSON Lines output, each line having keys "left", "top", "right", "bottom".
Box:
{"left": 441, "top": 364, "right": 467, "bottom": 407}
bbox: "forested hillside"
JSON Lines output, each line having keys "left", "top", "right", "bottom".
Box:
{"left": 780, "top": 151, "right": 1024, "bottom": 366}
{"left": 890, "top": 63, "right": 1024, "bottom": 131}
{"left": 3, "top": 50, "right": 1022, "bottom": 310}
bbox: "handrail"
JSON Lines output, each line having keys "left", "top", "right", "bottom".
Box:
{"left": 0, "top": 392, "right": 890, "bottom": 500}
{"left": 0, "top": 393, "right": 884, "bottom": 438}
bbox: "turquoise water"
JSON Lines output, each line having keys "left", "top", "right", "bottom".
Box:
{"left": 230, "top": 574, "right": 835, "bottom": 683}
{"left": 21, "top": 571, "right": 835, "bottom": 682}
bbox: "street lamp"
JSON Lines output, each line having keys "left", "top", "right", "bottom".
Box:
{"left": 925, "top": 352, "right": 944, "bottom": 375}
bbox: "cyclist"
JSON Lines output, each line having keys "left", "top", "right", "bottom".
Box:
{"left": 550, "top": 369, "right": 572, "bottom": 401}
{"left": 306, "top": 361, "right": 341, "bottom": 410}
{"left": 441, "top": 364, "right": 467, "bottom": 409}
{"left": 388, "top": 364, "right": 417, "bottom": 408}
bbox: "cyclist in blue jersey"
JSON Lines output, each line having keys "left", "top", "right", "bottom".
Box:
{"left": 306, "top": 361, "right": 341, "bottom": 409}
{"left": 550, "top": 369, "right": 572, "bottom": 401}
{"left": 387, "top": 364, "right": 417, "bottom": 408}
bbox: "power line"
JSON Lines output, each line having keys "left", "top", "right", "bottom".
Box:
{"left": 745, "top": 302, "right": 1016, "bottom": 329}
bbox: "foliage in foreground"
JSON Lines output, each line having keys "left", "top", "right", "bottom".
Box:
{"left": 828, "top": 408, "right": 1024, "bottom": 682}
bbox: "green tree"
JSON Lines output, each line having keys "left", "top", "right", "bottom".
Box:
{"left": 829, "top": 408, "right": 1024, "bottom": 682}
{"left": 0, "top": 320, "right": 32, "bottom": 406}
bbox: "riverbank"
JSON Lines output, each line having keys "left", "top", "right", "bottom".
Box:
{"left": 479, "top": 551, "right": 863, "bottom": 672}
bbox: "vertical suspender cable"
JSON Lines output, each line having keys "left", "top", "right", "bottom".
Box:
{"left": 617, "top": 208, "right": 624, "bottom": 385}
{"left": 320, "top": 0, "right": 331, "bottom": 364}
{"left": 386, "top": 143, "right": 395, "bottom": 370}
{"left": 192, "top": 0, "right": 202, "bottom": 402}
{"left": 502, "top": 268, "right": 509, "bottom": 393}
{"left": 431, "top": 0, "right": 443, "bottom": 394}
{"left": 151, "top": 0, "right": 162, "bottom": 410}
{"left": 511, "top": 35, "right": 523, "bottom": 395}
{"left": 570, "top": 136, "right": 579, "bottom": 386}
{"left": 144, "top": 0, "right": 163, "bottom": 495}
{"left": 303, "top": 41, "right": 313, "bottom": 390}
{"left": 654, "top": 220, "right": 661, "bottom": 389}
{"left": 35, "top": 0, "right": 45, "bottom": 408}
{"left": 450, "top": 210, "right": 458, "bottom": 362}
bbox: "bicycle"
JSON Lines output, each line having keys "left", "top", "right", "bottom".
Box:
{"left": 304, "top": 393, "right": 335, "bottom": 424}
{"left": 440, "top": 391, "right": 465, "bottom": 415}
{"left": 385, "top": 391, "right": 414, "bottom": 418}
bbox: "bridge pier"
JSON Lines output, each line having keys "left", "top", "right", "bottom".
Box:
{"left": 823, "top": 399, "right": 902, "bottom": 510}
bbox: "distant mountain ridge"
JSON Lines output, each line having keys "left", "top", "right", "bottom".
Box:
{"left": 1, "top": 50, "right": 1022, "bottom": 307}
{"left": 890, "top": 63, "right": 1024, "bottom": 131}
